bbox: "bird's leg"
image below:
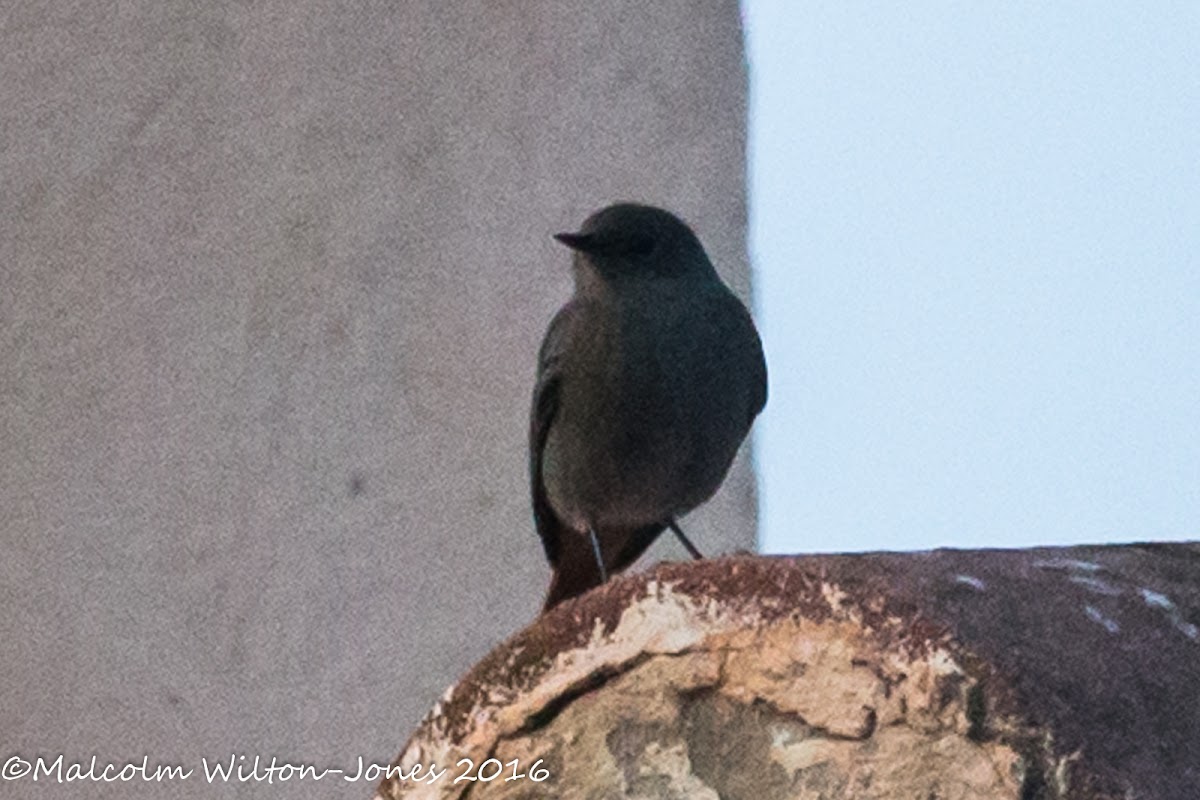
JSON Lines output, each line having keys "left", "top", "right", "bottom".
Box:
{"left": 668, "top": 519, "right": 704, "bottom": 560}
{"left": 588, "top": 526, "right": 608, "bottom": 582}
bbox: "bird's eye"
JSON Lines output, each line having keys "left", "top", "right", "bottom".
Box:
{"left": 626, "top": 233, "right": 655, "bottom": 256}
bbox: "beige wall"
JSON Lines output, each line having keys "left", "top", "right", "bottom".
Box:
{"left": 1, "top": 2, "right": 753, "bottom": 797}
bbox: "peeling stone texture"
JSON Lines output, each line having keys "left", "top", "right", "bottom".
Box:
{"left": 377, "top": 544, "right": 1200, "bottom": 800}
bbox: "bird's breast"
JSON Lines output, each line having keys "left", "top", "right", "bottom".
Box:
{"left": 542, "top": 282, "right": 757, "bottom": 530}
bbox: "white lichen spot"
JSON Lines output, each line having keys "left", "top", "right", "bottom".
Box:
{"left": 769, "top": 724, "right": 797, "bottom": 749}
{"left": 1139, "top": 588, "right": 1174, "bottom": 610}
{"left": 1140, "top": 588, "right": 1199, "bottom": 641}
{"left": 953, "top": 574, "right": 986, "bottom": 591}
{"left": 1049, "top": 748, "right": 1082, "bottom": 797}
{"left": 1069, "top": 575, "right": 1122, "bottom": 596}
{"left": 925, "top": 647, "right": 965, "bottom": 677}
{"left": 1083, "top": 605, "right": 1120, "bottom": 634}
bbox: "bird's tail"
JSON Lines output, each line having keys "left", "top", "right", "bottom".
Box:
{"left": 542, "top": 523, "right": 666, "bottom": 611}
{"left": 542, "top": 544, "right": 600, "bottom": 614}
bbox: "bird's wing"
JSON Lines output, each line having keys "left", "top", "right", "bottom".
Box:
{"left": 716, "top": 288, "right": 768, "bottom": 424}
{"left": 532, "top": 299, "right": 634, "bottom": 609}
{"left": 529, "top": 301, "right": 581, "bottom": 567}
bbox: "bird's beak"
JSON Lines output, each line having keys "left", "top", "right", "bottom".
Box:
{"left": 553, "top": 232, "right": 596, "bottom": 252}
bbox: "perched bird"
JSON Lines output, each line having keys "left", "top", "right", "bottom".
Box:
{"left": 530, "top": 203, "right": 767, "bottom": 610}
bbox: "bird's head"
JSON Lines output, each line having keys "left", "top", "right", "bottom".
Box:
{"left": 554, "top": 203, "right": 716, "bottom": 282}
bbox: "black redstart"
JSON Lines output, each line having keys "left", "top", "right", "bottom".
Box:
{"left": 530, "top": 203, "right": 767, "bottom": 610}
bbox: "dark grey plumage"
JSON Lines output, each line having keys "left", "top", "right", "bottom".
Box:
{"left": 530, "top": 203, "right": 767, "bottom": 609}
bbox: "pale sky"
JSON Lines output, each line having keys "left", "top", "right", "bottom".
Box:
{"left": 745, "top": 2, "right": 1199, "bottom": 553}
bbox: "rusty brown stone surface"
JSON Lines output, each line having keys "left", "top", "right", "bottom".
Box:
{"left": 377, "top": 544, "right": 1199, "bottom": 799}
